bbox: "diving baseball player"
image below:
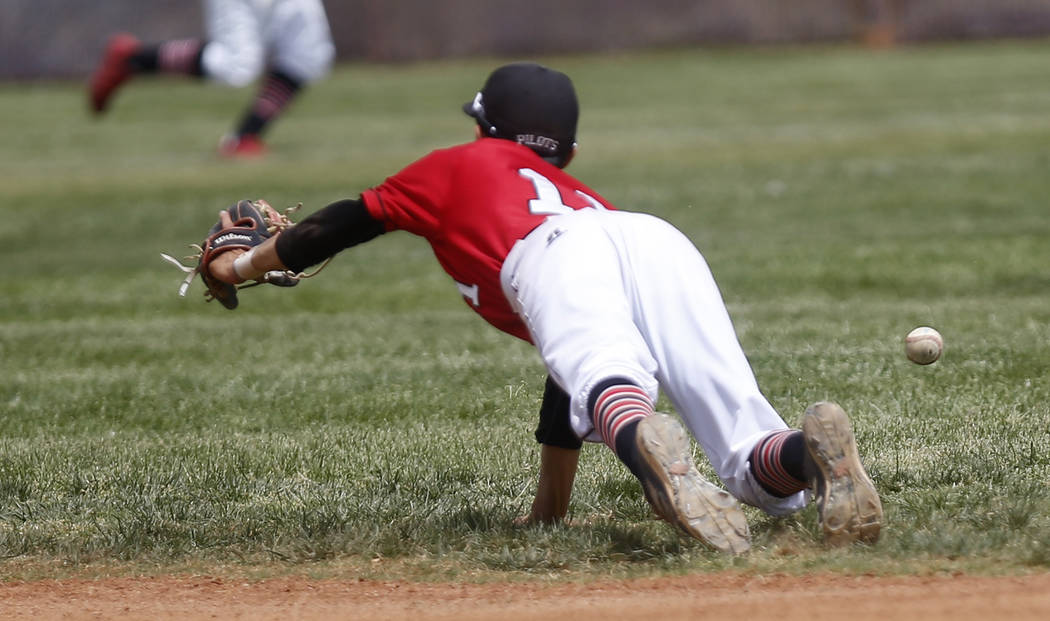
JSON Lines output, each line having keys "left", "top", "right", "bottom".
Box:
{"left": 194, "top": 62, "right": 883, "bottom": 553}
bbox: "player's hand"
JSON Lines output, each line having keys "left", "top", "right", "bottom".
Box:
{"left": 512, "top": 513, "right": 556, "bottom": 527}
{"left": 206, "top": 249, "right": 244, "bottom": 285}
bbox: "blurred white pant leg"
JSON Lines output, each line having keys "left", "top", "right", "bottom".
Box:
{"left": 265, "top": 0, "right": 335, "bottom": 83}
{"left": 202, "top": 0, "right": 265, "bottom": 87}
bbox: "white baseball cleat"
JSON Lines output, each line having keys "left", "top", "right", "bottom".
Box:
{"left": 802, "top": 402, "right": 883, "bottom": 546}
{"left": 634, "top": 413, "right": 751, "bottom": 554}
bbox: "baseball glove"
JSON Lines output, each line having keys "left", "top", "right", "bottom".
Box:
{"left": 161, "top": 199, "right": 301, "bottom": 309}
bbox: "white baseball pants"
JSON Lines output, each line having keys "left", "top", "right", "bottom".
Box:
{"left": 501, "top": 208, "right": 807, "bottom": 514}
{"left": 202, "top": 0, "right": 335, "bottom": 87}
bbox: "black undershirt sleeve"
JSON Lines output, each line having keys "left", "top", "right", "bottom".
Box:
{"left": 274, "top": 197, "right": 386, "bottom": 273}
{"left": 535, "top": 375, "right": 583, "bottom": 450}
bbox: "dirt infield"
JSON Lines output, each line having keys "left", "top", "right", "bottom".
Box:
{"left": 3, "top": 572, "right": 1050, "bottom": 621}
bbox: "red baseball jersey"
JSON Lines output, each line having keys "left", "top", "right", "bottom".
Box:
{"left": 361, "top": 138, "right": 615, "bottom": 342}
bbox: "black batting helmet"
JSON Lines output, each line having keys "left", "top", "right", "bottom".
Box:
{"left": 463, "top": 62, "right": 578, "bottom": 166}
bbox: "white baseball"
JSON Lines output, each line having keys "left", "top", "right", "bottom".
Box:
{"left": 905, "top": 327, "right": 943, "bottom": 365}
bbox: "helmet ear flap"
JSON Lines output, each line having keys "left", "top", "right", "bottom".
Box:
{"left": 466, "top": 92, "right": 499, "bottom": 136}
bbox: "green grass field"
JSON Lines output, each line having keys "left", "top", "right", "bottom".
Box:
{"left": 2, "top": 40, "right": 1050, "bottom": 581}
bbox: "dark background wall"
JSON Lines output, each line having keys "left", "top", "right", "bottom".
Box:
{"left": 3, "top": 0, "right": 1050, "bottom": 80}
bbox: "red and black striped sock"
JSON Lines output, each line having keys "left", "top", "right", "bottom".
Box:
{"left": 749, "top": 429, "right": 808, "bottom": 497}
{"left": 234, "top": 69, "right": 302, "bottom": 138}
{"left": 589, "top": 379, "right": 654, "bottom": 458}
{"left": 128, "top": 39, "right": 204, "bottom": 75}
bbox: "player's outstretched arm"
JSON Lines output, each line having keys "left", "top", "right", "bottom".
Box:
{"left": 209, "top": 197, "right": 386, "bottom": 285}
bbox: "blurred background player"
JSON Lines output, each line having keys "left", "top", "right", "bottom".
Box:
{"left": 88, "top": 0, "right": 335, "bottom": 158}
